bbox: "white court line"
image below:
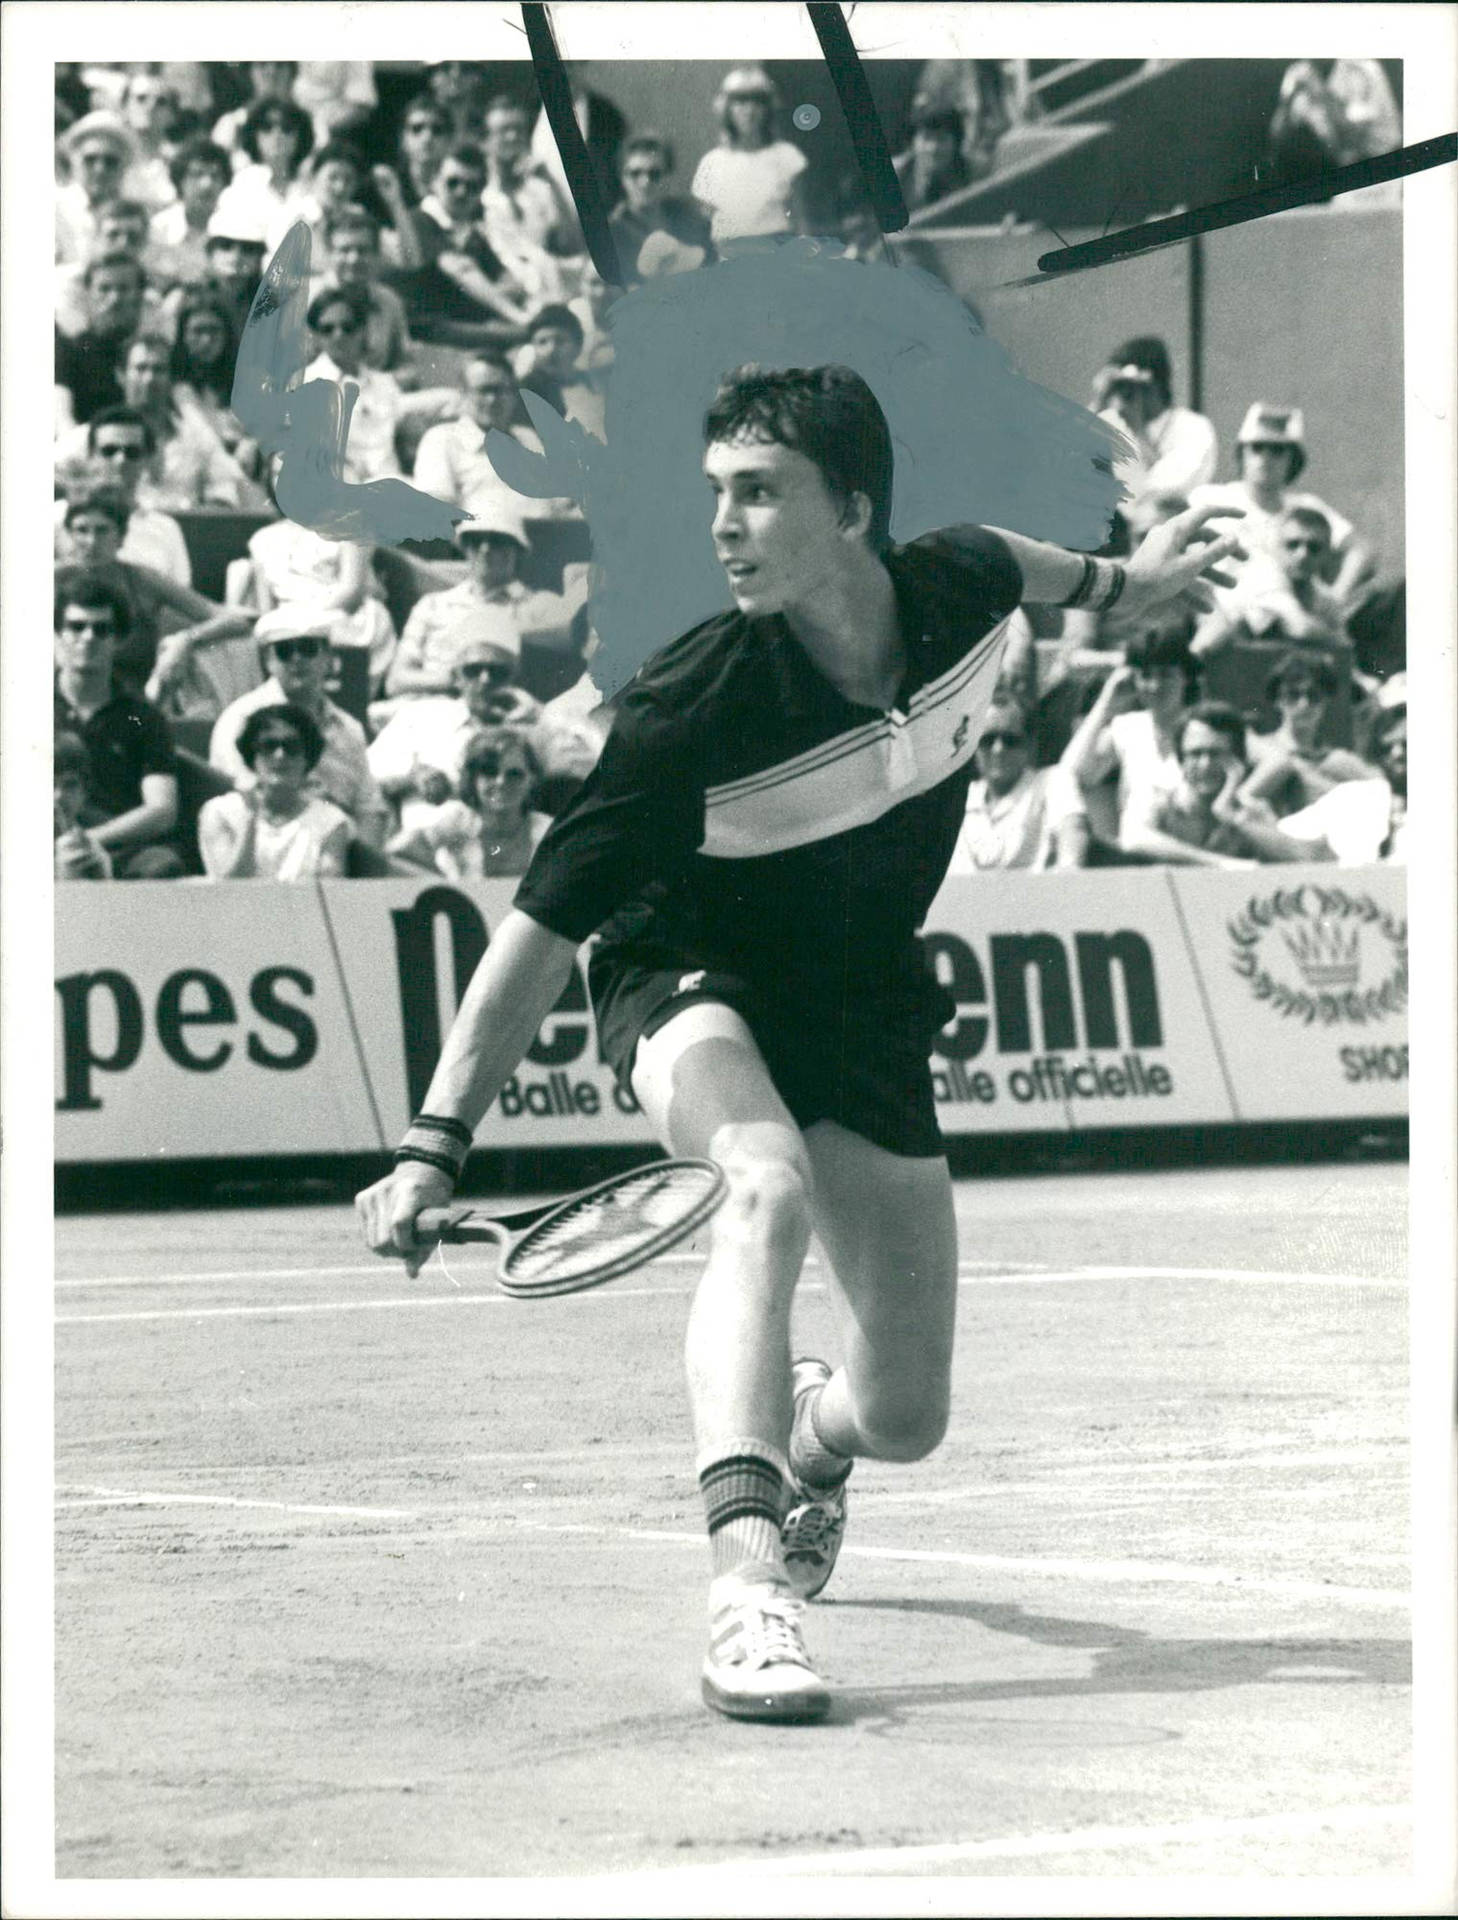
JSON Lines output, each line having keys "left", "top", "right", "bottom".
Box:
{"left": 55, "top": 1262, "right": 1402, "bottom": 1323}
{"left": 594, "top": 1802, "right": 1410, "bottom": 1880}
{"left": 55, "top": 1484, "right": 412, "bottom": 1519}
{"left": 542, "top": 1525, "right": 1409, "bottom": 1608}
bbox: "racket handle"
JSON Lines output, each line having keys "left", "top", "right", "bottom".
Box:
{"left": 416, "top": 1204, "right": 493, "bottom": 1244}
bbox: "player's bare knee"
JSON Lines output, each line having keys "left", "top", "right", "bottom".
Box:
{"left": 712, "top": 1138, "right": 813, "bottom": 1264}
{"left": 859, "top": 1390, "right": 950, "bottom": 1462}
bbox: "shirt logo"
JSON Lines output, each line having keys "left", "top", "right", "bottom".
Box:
{"left": 676, "top": 970, "right": 708, "bottom": 995}
{"left": 951, "top": 715, "right": 971, "bottom": 755}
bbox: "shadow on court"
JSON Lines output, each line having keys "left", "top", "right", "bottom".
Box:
{"left": 825, "top": 1595, "right": 1409, "bottom": 1719}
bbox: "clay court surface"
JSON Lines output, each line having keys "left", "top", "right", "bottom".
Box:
{"left": 53, "top": 1158, "right": 1415, "bottom": 1889}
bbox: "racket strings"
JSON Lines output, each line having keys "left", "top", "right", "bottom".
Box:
{"left": 508, "top": 1168, "right": 719, "bottom": 1281}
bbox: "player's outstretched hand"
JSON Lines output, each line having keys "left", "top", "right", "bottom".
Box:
{"left": 1123, "top": 502, "right": 1247, "bottom": 617}
{"left": 356, "top": 1161, "right": 457, "bottom": 1278}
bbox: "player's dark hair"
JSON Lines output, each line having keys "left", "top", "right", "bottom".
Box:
{"left": 1177, "top": 700, "right": 1247, "bottom": 765}
{"left": 237, "top": 702, "right": 327, "bottom": 772}
{"left": 55, "top": 565, "right": 133, "bottom": 637}
{"left": 238, "top": 96, "right": 315, "bottom": 169}
{"left": 87, "top": 405, "right": 157, "bottom": 456}
{"left": 704, "top": 364, "right": 895, "bottom": 550}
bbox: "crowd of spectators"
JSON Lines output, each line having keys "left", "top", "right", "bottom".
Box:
{"left": 52, "top": 63, "right": 1405, "bottom": 889}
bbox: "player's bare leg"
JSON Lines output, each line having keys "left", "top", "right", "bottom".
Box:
{"left": 632, "top": 1002, "right": 829, "bottom": 1720}
{"left": 777, "top": 1122, "right": 960, "bottom": 1598}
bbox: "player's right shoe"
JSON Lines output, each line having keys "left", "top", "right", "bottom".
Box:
{"left": 701, "top": 1578, "right": 831, "bottom": 1723}
{"left": 782, "top": 1356, "right": 851, "bottom": 1601}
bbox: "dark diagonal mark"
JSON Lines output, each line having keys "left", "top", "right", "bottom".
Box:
{"left": 522, "top": 1, "right": 623, "bottom": 286}
{"left": 807, "top": 1, "right": 908, "bottom": 235}
{"left": 1011, "top": 133, "right": 1456, "bottom": 286}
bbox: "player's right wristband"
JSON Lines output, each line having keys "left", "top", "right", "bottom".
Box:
{"left": 393, "top": 1113, "right": 473, "bottom": 1181}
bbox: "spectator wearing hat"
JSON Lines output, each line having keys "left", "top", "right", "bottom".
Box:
{"left": 212, "top": 96, "right": 315, "bottom": 253}
{"left": 1092, "top": 336, "right": 1218, "bottom": 514}
{"left": 53, "top": 569, "right": 183, "bottom": 878}
{"left": 159, "top": 203, "right": 270, "bottom": 338}
{"left": 198, "top": 702, "right": 353, "bottom": 879}
{"left": 380, "top": 508, "right": 588, "bottom": 709}
{"left": 234, "top": 461, "right": 397, "bottom": 691}
{"left": 691, "top": 66, "right": 808, "bottom": 245}
{"left": 479, "top": 94, "right": 582, "bottom": 292}
{"left": 947, "top": 695, "right": 1087, "bottom": 872}
{"left": 516, "top": 304, "right": 604, "bottom": 440}
{"left": 1188, "top": 404, "right": 1374, "bottom": 612}
{"left": 388, "top": 144, "right": 536, "bottom": 343}
{"left": 1060, "top": 628, "right": 1196, "bottom": 850}
{"left": 54, "top": 409, "right": 193, "bottom": 586}
{"left": 210, "top": 609, "right": 388, "bottom": 847}
{"left": 368, "top": 608, "right": 540, "bottom": 825}
{"left": 54, "top": 730, "right": 115, "bottom": 882}
{"left": 54, "top": 251, "right": 150, "bottom": 427}
{"left": 56, "top": 112, "right": 139, "bottom": 265}
{"left": 893, "top": 107, "right": 976, "bottom": 213}
{"left": 608, "top": 135, "right": 712, "bottom": 286}
{"left": 147, "top": 137, "right": 233, "bottom": 292}
{"left": 1237, "top": 650, "right": 1373, "bottom": 817}
{"left": 1193, "top": 503, "right": 1352, "bottom": 662}
{"left": 388, "top": 723, "right": 551, "bottom": 880}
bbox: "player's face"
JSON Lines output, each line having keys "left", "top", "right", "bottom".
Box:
{"left": 705, "top": 436, "right": 862, "bottom": 618}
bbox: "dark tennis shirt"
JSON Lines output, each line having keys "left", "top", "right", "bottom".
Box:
{"left": 514, "top": 529, "right": 1023, "bottom": 1002}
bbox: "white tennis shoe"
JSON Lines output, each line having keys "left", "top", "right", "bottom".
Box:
{"left": 782, "top": 1357, "right": 852, "bottom": 1600}
{"left": 701, "top": 1578, "right": 830, "bottom": 1723}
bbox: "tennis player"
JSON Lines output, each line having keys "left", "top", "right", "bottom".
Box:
{"left": 358, "top": 365, "right": 1241, "bottom": 1722}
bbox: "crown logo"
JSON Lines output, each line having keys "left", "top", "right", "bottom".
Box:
{"left": 1280, "top": 916, "right": 1361, "bottom": 989}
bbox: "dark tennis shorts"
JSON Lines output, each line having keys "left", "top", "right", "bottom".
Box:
{"left": 589, "top": 947, "right": 952, "bottom": 1160}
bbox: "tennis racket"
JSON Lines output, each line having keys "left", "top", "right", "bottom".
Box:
{"left": 416, "top": 1158, "right": 727, "bottom": 1299}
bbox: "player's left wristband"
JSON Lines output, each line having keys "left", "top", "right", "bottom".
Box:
{"left": 394, "top": 1113, "right": 473, "bottom": 1182}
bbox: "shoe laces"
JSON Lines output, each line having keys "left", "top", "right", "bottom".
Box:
{"left": 786, "top": 1499, "right": 841, "bottom": 1555}
{"left": 737, "top": 1592, "right": 811, "bottom": 1670}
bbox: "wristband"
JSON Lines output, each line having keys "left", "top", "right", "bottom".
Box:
{"left": 1094, "top": 563, "right": 1127, "bottom": 614}
{"left": 1061, "top": 554, "right": 1099, "bottom": 609}
{"left": 393, "top": 1113, "right": 473, "bottom": 1181}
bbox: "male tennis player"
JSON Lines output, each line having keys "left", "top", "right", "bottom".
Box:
{"left": 358, "top": 365, "right": 1241, "bottom": 1722}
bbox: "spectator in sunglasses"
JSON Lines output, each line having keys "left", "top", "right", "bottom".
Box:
{"left": 209, "top": 609, "right": 388, "bottom": 847}
{"left": 199, "top": 702, "right": 353, "bottom": 879}
{"left": 212, "top": 96, "right": 316, "bottom": 253}
{"left": 54, "top": 408, "right": 193, "bottom": 587}
{"left": 1188, "top": 404, "right": 1373, "bottom": 613}
{"left": 1122, "top": 702, "right": 1264, "bottom": 867}
{"left": 210, "top": 61, "right": 299, "bottom": 163}
{"left": 387, "top": 723, "right": 549, "bottom": 879}
{"left": 949, "top": 696, "right": 1087, "bottom": 871}
{"left": 1238, "top": 651, "right": 1374, "bottom": 817}
{"left": 368, "top": 610, "right": 539, "bottom": 828}
{"left": 387, "top": 94, "right": 452, "bottom": 208}
{"left": 608, "top": 135, "right": 712, "bottom": 285}
{"left": 1194, "top": 504, "right": 1352, "bottom": 663}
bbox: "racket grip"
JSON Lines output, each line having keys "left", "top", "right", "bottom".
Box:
{"left": 416, "top": 1205, "right": 480, "bottom": 1243}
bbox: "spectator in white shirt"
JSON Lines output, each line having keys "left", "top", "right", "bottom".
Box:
{"left": 1193, "top": 504, "right": 1351, "bottom": 661}
{"left": 54, "top": 411, "right": 193, "bottom": 586}
{"left": 199, "top": 701, "right": 352, "bottom": 880}
{"left": 1238, "top": 650, "right": 1373, "bottom": 817}
{"left": 54, "top": 199, "right": 166, "bottom": 340}
{"left": 388, "top": 723, "right": 550, "bottom": 880}
{"left": 948, "top": 697, "right": 1086, "bottom": 871}
{"left": 303, "top": 284, "right": 408, "bottom": 483}
{"left": 56, "top": 113, "right": 139, "bottom": 266}
{"left": 118, "top": 69, "right": 182, "bottom": 213}
{"left": 317, "top": 209, "right": 416, "bottom": 377}
{"left": 1092, "top": 336, "right": 1218, "bottom": 514}
{"left": 1273, "top": 698, "right": 1406, "bottom": 866}
{"left": 479, "top": 95, "right": 581, "bottom": 298}
{"left": 210, "top": 608, "right": 388, "bottom": 847}
{"left": 691, "top": 67, "right": 808, "bottom": 245}
{"left": 1060, "top": 628, "right": 1195, "bottom": 850}
{"left": 1188, "top": 404, "right": 1374, "bottom": 613}
{"left": 211, "top": 62, "right": 299, "bottom": 164}
{"left": 148, "top": 137, "right": 232, "bottom": 292}
{"left": 213, "top": 97, "right": 315, "bottom": 256}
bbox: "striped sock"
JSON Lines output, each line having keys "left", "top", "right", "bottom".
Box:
{"left": 789, "top": 1379, "right": 854, "bottom": 1493}
{"left": 698, "top": 1443, "right": 789, "bottom": 1584}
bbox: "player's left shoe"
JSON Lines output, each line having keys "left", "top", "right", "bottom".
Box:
{"left": 782, "top": 1356, "right": 851, "bottom": 1601}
